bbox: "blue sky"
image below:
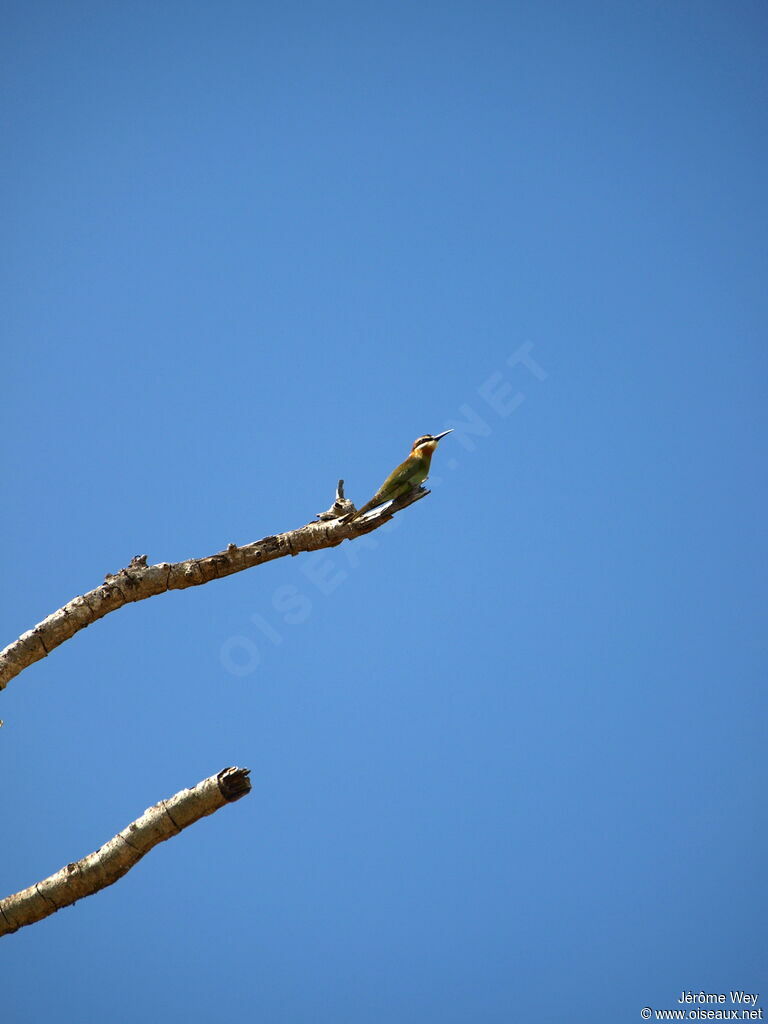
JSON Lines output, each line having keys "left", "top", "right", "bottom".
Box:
{"left": 2, "top": 2, "right": 766, "bottom": 1021}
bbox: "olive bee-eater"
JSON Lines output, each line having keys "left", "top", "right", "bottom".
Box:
{"left": 347, "top": 430, "right": 453, "bottom": 522}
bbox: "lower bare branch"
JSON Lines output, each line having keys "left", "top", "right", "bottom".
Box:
{"left": 0, "top": 766, "right": 251, "bottom": 937}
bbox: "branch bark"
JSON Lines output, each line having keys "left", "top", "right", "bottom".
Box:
{"left": 0, "top": 766, "right": 251, "bottom": 937}
{"left": 0, "top": 481, "right": 429, "bottom": 692}
{"left": 1, "top": 480, "right": 429, "bottom": 934}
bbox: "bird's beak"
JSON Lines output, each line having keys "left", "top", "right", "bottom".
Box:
{"left": 433, "top": 429, "right": 453, "bottom": 441}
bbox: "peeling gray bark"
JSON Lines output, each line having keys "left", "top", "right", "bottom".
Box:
{"left": 0, "top": 767, "right": 251, "bottom": 937}
{"left": 0, "top": 479, "right": 431, "bottom": 935}
{"left": 0, "top": 481, "right": 428, "bottom": 692}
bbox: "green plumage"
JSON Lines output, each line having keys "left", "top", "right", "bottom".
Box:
{"left": 348, "top": 452, "right": 432, "bottom": 521}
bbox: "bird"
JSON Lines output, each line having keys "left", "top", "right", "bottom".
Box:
{"left": 346, "top": 430, "right": 453, "bottom": 522}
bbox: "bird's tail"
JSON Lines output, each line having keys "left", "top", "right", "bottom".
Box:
{"left": 346, "top": 494, "right": 383, "bottom": 523}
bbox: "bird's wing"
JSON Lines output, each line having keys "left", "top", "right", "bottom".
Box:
{"left": 376, "top": 456, "right": 426, "bottom": 497}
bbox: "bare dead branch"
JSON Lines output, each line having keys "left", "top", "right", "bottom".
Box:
{"left": 0, "top": 767, "right": 251, "bottom": 937}
{"left": 0, "top": 483, "right": 429, "bottom": 692}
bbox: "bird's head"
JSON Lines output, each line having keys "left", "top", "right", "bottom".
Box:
{"left": 410, "top": 429, "right": 453, "bottom": 456}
